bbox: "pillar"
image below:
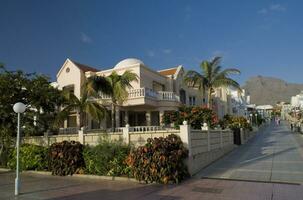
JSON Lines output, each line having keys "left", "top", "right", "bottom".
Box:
{"left": 179, "top": 121, "right": 193, "bottom": 175}
{"left": 125, "top": 110, "right": 129, "bottom": 125}
{"left": 122, "top": 124, "right": 130, "bottom": 144}
{"left": 115, "top": 108, "right": 120, "bottom": 128}
{"left": 159, "top": 110, "right": 164, "bottom": 126}
{"left": 146, "top": 111, "right": 151, "bottom": 126}
{"left": 78, "top": 127, "right": 84, "bottom": 144}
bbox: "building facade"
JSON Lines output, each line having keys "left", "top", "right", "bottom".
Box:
{"left": 53, "top": 58, "right": 243, "bottom": 130}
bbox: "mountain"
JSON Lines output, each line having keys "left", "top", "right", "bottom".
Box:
{"left": 242, "top": 76, "right": 303, "bottom": 106}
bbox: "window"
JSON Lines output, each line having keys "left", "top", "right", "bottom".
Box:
{"left": 179, "top": 89, "right": 186, "bottom": 104}
{"left": 189, "top": 96, "right": 196, "bottom": 106}
{"left": 63, "top": 84, "right": 75, "bottom": 95}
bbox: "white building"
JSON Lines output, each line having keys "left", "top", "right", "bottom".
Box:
{"left": 291, "top": 91, "right": 303, "bottom": 108}
{"left": 53, "top": 58, "right": 239, "bottom": 130}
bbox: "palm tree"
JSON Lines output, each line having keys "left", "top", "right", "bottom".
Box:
{"left": 184, "top": 56, "right": 241, "bottom": 108}
{"left": 59, "top": 82, "right": 108, "bottom": 129}
{"left": 89, "top": 70, "right": 138, "bottom": 130}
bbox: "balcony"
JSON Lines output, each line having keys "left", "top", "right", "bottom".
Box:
{"left": 99, "top": 87, "right": 180, "bottom": 107}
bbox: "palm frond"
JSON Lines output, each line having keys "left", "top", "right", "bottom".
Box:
{"left": 87, "top": 75, "right": 112, "bottom": 96}
{"left": 210, "top": 56, "right": 222, "bottom": 68}
{"left": 213, "top": 77, "right": 241, "bottom": 90}
{"left": 84, "top": 102, "right": 107, "bottom": 122}
{"left": 219, "top": 68, "right": 241, "bottom": 76}
{"left": 184, "top": 70, "right": 205, "bottom": 89}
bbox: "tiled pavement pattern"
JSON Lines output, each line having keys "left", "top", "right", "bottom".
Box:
{"left": 0, "top": 171, "right": 302, "bottom": 200}
{"left": 198, "top": 121, "right": 303, "bottom": 184}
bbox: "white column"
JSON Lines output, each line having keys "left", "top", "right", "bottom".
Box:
{"left": 44, "top": 131, "right": 49, "bottom": 147}
{"left": 125, "top": 110, "right": 129, "bottom": 125}
{"left": 159, "top": 110, "right": 164, "bottom": 126}
{"left": 146, "top": 111, "right": 151, "bottom": 126}
{"left": 115, "top": 108, "right": 120, "bottom": 128}
{"left": 179, "top": 121, "right": 193, "bottom": 175}
{"left": 64, "top": 120, "right": 68, "bottom": 128}
{"left": 78, "top": 127, "right": 84, "bottom": 144}
{"left": 122, "top": 124, "right": 130, "bottom": 144}
{"left": 76, "top": 113, "right": 81, "bottom": 129}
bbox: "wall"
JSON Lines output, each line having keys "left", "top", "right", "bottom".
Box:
{"left": 22, "top": 124, "right": 259, "bottom": 177}
{"left": 179, "top": 124, "right": 235, "bottom": 176}
{"left": 57, "top": 59, "right": 82, "bottom": 99}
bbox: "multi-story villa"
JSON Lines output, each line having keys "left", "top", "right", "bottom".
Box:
{"left": 53, "top": 58, "right": 243, "bottom": 130}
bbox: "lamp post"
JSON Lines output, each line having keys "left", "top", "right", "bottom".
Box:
{"left": 249, "top": 113, "right": 253, "bottom": 125}
{"left": 255, "top": 113, "right": 258, "bottom": 126}
{"left": 13, "top": 102, "right": 26, "bottom": 196}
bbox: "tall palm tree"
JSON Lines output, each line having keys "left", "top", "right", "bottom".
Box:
{"left": 184, "top": 56, "right": 241, "bottom": 108}
{"left": 59, "top": 82, "right": 107, "bottom": 129}
{"left": 89, "top": 70, "right": 138, "bottom": 130}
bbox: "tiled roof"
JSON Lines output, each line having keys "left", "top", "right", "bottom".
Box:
{"left": 158, "top": 68, "right": 177, "bottom": 76}
{"left": 71, "top": 60, "right": 99, "bottom": 72}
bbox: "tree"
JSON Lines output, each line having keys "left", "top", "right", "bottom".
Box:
{"left": 184, "top": 57, "right": 241, "bottom": 108}
{"left": 60, "top": 82, "right": 108, "bottom": 129}
{"left": 89, "top": 70, "right": 138, "bottom": 129}
{"left": 0, "top": 66, "right": 64, "bottom": 165}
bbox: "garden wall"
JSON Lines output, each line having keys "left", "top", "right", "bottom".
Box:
{"left": 179, "top": 122, "right": 235, "bottom": 176}
{"left": 22, "top": 123, "right": 257, "bottom": 176}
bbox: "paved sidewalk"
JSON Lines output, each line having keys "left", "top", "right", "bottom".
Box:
{"left": 0, "top": 171, "right": 302, "bottom": 200}
{"left": 197, "top": 121, "right": 303, "bottom": 184}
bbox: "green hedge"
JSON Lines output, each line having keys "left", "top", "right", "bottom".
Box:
{"left": 126, "top": 134, "right": 189, "bottom": 184}
{"left": 83, "top": 140, "right": 131, "bottom": 176}
{"left": 7, "top": 144, "right": 48, "bottom": 171}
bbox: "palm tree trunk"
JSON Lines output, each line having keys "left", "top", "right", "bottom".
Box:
{"left": 207, "top": 88, "right": 212, "bottom": 108}
{"left": 111, "top": 103, "right": 116, "bottom": 131}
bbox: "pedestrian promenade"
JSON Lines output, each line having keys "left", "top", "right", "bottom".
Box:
{"left": 198, "top": 121, "right": 303, "bottom": 184}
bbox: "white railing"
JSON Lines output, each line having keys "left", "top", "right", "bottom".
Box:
{"left": 99, "top": 87, "right": 180, "bottom": 102}
{"left": 58, "top": 127, "right": 79, "bottom": 135}
{"left": 129, "top": 126, "right": 176, "bottom": 132}
{"left": 158, "top": 91, "right": 180, "bottom": 101}
{"left": 106, "top": 127, "right": 123, "bottom": 133}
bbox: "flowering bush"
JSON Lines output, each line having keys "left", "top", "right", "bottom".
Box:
{"left": 220, "top": 115, "right": 252, "bottom": 131}
{"left": 162, "top": 106, "right": 218, "bottom": 129}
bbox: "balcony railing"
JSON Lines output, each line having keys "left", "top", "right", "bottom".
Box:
{"left": 99, "top": 87, "right": 180, "bottom": 102}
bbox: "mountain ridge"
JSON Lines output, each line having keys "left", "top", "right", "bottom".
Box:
{"left": 242, "top": 76, "right": 303, "bottom": 106}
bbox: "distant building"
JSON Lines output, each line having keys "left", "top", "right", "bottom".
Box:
{"left": 291, "top": 91, "right": 303, "bottom": 108}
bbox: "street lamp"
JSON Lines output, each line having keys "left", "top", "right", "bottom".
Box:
{"left": 13, "top": 102, "right": 26, "bottom": 196}
{"left": 255, "top": 113, "right": 258, "bottom": 126}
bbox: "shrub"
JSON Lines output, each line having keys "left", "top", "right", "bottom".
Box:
{"left": 48, "top": 141, "right": 85, "bottom": 176}
{"left": 7, "top": 144, "right": 48, "bottom": 171}
{"left": 126, "top": 134, "right": 189, "bottom": 184}
{"left": 162, "top": 106, "right": 218, "bottom": 129}
{"left": 222, "top": 115, "right": 252, "bottom": 131}
{"left": 83, "top": 140, "right": 131, "bottom": 176}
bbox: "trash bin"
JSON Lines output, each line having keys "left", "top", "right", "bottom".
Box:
{"left": 233, "top": 128, "right": 241, "bottom": 145}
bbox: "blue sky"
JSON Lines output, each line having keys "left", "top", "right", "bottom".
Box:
{"left": 1, "top": 0, "right": 303, "bottom": 85}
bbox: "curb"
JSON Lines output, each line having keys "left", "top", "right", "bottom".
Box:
{"left": 0, "top": 168, "right": 11, "bottom": 172}
{"left": 0, "top": 168, "right": 139, "bottom": 183}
